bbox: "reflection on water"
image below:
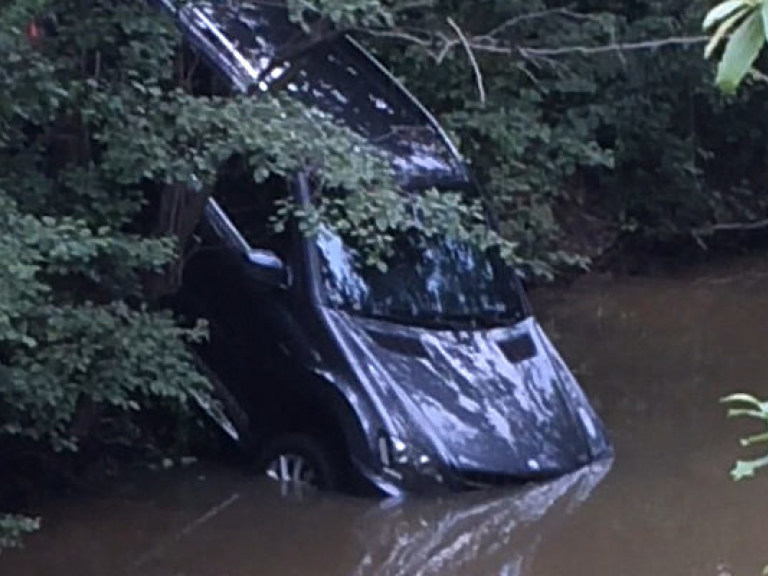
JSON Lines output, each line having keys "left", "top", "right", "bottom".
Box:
{"left": 4, "top": 255, "right": 768, "bottom": 575}
{"left": 0, "top": 462, "right": 610, "bottom": 576}
{"left": 352, "top": 461, "right": 611, "bottom": 576}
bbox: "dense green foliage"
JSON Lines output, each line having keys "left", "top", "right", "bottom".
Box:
{"left": 701, "top": 2, "right": 768, "bottom": 482}
{"left": 721, "top": 394, "right": 768, "bottom": 479}
{"left": 363, "top": 0, "right": 768, "bottom": 266}
{"left": 0, "top": 515, "right": 39, "bottom": 551}
{"left": 703, "top": 0, "right": 768, "bottom": 92}
{"left": 0, "top": 0, "right": 212, "bottom": 544}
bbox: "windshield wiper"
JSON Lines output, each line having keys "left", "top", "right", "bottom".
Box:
{"left": 420, "top": 312, "right": 522, "bottom": 330}
{"left": 400, "top": 313, "right": 506, "bottom": 330}
{"left": 349, "top": 310, "right": 466, "bottom": 330}
{"left": 348, "top": 309, "right": 519, "bottom": 330}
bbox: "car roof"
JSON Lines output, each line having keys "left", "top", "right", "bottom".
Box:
{"left": 159, "top": 0, "right": 470, "bottom": 188}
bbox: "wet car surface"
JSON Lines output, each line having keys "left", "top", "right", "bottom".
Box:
{"left": 163, "top": 0, "right": 610, "bottom": 492}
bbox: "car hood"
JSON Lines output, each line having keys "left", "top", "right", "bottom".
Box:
{"left": 324, "top": 309, "right": 608, "bottom": 478}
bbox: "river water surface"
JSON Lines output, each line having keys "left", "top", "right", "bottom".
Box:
{"left": 3, "top": 256, "right": 768, "bottom": 575}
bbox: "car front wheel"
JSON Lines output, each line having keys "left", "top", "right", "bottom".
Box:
{"left": 260, "top": 434, "right": 340, "bottom": 492}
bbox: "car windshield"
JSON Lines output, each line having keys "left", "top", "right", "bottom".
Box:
{"left": 315, "top": 225, "right": 527, "bottom": 327}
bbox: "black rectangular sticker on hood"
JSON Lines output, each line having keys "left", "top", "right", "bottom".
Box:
{"left": 497, "top": 333, "right": 537, "bottom": 364}
{"left": 367, "top": 330, "right": 429, "bottom": 358}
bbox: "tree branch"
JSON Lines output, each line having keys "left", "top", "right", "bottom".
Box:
{"left": 479, "top": 7, "right": 608, "bottom": 41}
{"left": 357, "top": 27, "right": 433, "bottom": 48}
{"left": 516, "top": 35, "right": 709, "bottom": 58}
{"left": 357, "top": 26, "right": 709, "bottom": 62}
{"left": 694, "top": 218, "right": 768, "bottom": 236}
{"left": 446, "top": 17, "right": 486, "bottom": 104}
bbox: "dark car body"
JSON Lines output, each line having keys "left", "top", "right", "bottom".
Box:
{"left": 159, "top": 0, "right": 612, "bottom": 495}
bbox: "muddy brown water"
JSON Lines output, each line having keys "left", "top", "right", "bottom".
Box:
{"left": 3, "top": 256, "right": 768, "bottom": 576}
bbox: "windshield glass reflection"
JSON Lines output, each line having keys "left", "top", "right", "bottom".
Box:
{"left": 316, "top": 224, "right": 526, "bottom": 325}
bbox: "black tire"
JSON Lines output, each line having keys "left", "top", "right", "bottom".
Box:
{"left": 258, "top": 433, "right": 341, "bottom": 491}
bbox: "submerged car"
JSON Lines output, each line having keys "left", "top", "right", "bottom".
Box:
{"left": 160, "top": 0, "right": 612, "bottom": 495}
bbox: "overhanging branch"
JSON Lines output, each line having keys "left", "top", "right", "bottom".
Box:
{"left": 516, "top": 35, "right": 709, "bottom": 58}
{"left": 446, "top": 17, "right": 486, "bottom": 104}
{"left": 358, "top": 27, "right": 709, "bottom": 60}
{"left": 694, "top": 218, "right": 768, "bottom": 236}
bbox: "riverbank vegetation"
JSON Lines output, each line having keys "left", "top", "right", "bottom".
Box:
{"left": 702, "top": 0, "right": 768, "bottom": 483}
{"left": 3, "top": 0, "right": 768, "bottom": 549}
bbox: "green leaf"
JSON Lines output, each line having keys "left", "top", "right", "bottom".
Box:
{"left": 762, "top": 0, "right": 768, "bottom": 40}
{"left": 726, "top": 408, "right": 765, "bottom": 418}
{"left": 731, "top": 454, "right": 768, "bottom": 480}
{"left": 716, "top": 10, "right": 766, "bottom": 93}
{"left": 740, "top": 431, "right": 768, "bottom": 446}
{"left": 705, "top": 7, "right": 750, "bottom": 59}
{"left": 703, "top": 0, "right": 750, "bottom": 30}
{"left": 721, "top": 392, "right": 763, "bottom": 407}
{"left": 721, "top": 393, "right": 768, "bottom": 422}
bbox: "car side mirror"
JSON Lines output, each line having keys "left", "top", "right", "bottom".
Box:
{"left": 244, "top": 248, "right": 290, "bottom": 288}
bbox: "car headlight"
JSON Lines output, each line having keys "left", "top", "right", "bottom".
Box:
{"left": 377, "top": 433, "right": 444, "bottom": 484}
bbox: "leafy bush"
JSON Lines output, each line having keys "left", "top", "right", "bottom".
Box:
{"left": 721, "top": 394, "right": 768, "bottom": 480}
{"left": 369, "top": 0, "right": 768, "bottom": 266}
{"left": 0, "top": 515, "right": 40, "bottom": 552}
